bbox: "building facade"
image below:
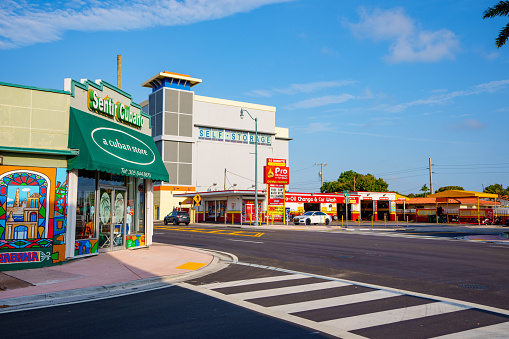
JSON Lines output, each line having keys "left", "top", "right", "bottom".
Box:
{"left": 141, "top": 72, "right": 291, "bottom": 221}
{"left": 0, "top": 79, "right": 168, "bottom": 270}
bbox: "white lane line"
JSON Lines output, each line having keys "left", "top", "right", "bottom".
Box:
{"left": 268, "top": 290, "right": 401, "bottom": 314}
{"left": 227, "top": 239, "right": 264, "bottom": 244}
{"left": 321, "top": 302, "right": 469, "bottom": 332}
{"left": 228, "top": 281, "right": 351, "bottom": 300}
{"left": 430, "top": 321, "right": 509, "bottom": 338}
{"left": 199, "top": 274, "right": 311, "bottom": 289}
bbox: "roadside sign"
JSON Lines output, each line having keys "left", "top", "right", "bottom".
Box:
{"left": 193, "top": 194, "right": 202, "bottom": 206}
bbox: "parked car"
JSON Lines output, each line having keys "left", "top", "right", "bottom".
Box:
{"left": 294, "top": 211, "right": 332, "bottom": 225}
{"left": 164, "top": 211, "right": 190, "bottom": 225}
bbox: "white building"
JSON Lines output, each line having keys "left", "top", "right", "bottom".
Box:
{"left": 141, "top": 71, "right": 291, "bottom": 221}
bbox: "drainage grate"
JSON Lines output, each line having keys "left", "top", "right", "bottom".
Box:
{"left": 458, "top": 283, "right": 490, "bottom": 290}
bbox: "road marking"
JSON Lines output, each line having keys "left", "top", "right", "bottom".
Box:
{"left": 430, "top": 321, "right": 509, "bottom": 338}
{"left": 176, "top": 262, "right": 208, "bottom": 270}
{"left": 320, "top": 302, "right": 469, "bottom": 331}
{"left": 154, "top": 226, "right": 264, "bottom": 237}
{"left": 199, "top": 273, "right": 310, "bottom": 289}
{"left": 267, "top": 290, "right": 402, "bottom": 313}
{"left": 227, "top": 239, "right": 263, "bottom": 244}
{"left": 227, "top": 281, "right": 351, "bottom": 300}
{"left": 180, "top": 282, "right": 365, "bottom": 339}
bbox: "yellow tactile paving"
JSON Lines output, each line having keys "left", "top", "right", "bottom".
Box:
{"left": 154, "top": 226, "right": 264, "bottom": 237}
{"left": 176, "top": 262, "right": 208, "bottom": 270}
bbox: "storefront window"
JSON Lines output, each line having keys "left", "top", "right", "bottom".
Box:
{"left": 127, "top": 177, "right": 145, "bottom": 235}
{"left": 76, "top": 170, "right": 96, "bottom": 239}
{"left": 99, "top": 172, "right": 126, "bottom": 186}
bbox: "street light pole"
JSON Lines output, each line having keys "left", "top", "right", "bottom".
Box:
{"left": 240, "top": 108, "right": 259, "bottom": 226}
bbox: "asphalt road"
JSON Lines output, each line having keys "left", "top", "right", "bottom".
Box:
{"left": 0, "top": 285, "right": 327, "bottom": 339}
{"left": 153, "top": 224, "right": 509, "bottom": 311}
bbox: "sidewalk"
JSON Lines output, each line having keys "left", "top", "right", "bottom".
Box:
{"left": 0, "top": 243, "right": 217, "bottom": 311}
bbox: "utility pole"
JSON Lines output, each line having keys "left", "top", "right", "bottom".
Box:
{"left": 315, "top": 163, "right": 327, "bottom": 190}
{"left": 353, "top": 176, "right": 356, "bottom": 191}
{"left": 429, "top": 158, "right": 433, "bottom": 194}
{"left": 117, "top": 55, "right": 122, "bottom": 89}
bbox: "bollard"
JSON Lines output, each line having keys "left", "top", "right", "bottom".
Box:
{"left": 341, "top": 215, "right": 344, "bottom": 227}
{"left": 384, "top": 215, "right": 386, "bottom": 227}
{"left": 406, "top": 215, "right": 409, "bottom": 227}
{"left": 241, "top": 212, "right": 243, "bottom": 225}
{"left": 358, "top": 217, "right": 360, "bottom": 227}
{"left": 396, "top": 215, "right": 398, "bottom": 227}
{"left": 224, "top": 213, "right": 227, "bottom": 225}
{"left": 232, "top": 213, "right": 234, "bottom": 225}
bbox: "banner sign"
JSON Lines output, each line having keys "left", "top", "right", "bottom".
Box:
{"left": 285, "top": 193, "right": 359, "bottom": 204}
{"left": 268, "top": 205, "right": 285, "bottom": 215}
{"left": 268, "top": 184, "right": 285, "bottom": 205}
{"left": 264, "top": 166, "right": 289, "bottom": 184}
{"left": 267, "top": 158, "right": 286, "bottom": 167}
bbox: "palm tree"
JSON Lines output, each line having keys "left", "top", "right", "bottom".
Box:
{"left": 483, "top": 1, "right": 509, "bottom": 48}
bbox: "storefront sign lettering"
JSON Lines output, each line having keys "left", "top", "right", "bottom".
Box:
{"left": 88, "top": 89, "right": 142, "bottom": 128}
{"left": 92, "top": 127, "right": 156, "bottom": 165}
{"left": 0, "top": 251, "right": 40, "bottom": 264}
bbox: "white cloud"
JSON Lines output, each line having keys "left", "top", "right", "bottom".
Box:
{"left": 285, "top": 93, "right": 355, "bottom": 109}
{"left": 347, "top": 7, "right": 459, "bottom": 63}
{"left": 247, "top": 80, "right": 355, "bottom": 98}
{"left": 378, "top": 79, "right": 509, "bottom": 113}
{"left": 447, "top": 119, "right": 486, "bottom": 131}
{"left": 22, "top": 188, "right": 31, "bottom": 191}
{"left": 0, "top": 0, "right": 295, "bottom": 49}
{"left": 7, "top": 197, "right": 13, "bottom": 202}
{"left": 303, "top": 122, "right": 335, "bottom": 134}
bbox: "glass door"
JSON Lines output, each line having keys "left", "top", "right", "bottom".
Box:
{"left": 98, "top": 187, "right": 112, "bottom": 249}
{"left": 113, "top": 189, "right": 126, "bottom": 249}
{"left": 98, "top": 187, "right": 126, "bottom": 251}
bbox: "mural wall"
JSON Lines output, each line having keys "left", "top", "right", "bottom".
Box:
{"left": 0, "top": 166, "right": 67, "bottom": 270}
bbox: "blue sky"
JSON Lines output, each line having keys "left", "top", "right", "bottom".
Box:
{"left": 1, "top": 0, "right": 508, "bottom": 194}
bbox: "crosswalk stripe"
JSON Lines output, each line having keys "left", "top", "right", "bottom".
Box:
{"left": 199, "top": 274, "right": 310, "bottom": 289}
{"left": 227, "top": 281, "right": 351, "bottom": 300}
{"left": 320, "top": 302, "right": 470, "bottom": 331}
{"left": 267, "top": 290, "right": 402, "bottom": 314}
{"left": 430, "top": 321, "right": 509, "bottom": 338}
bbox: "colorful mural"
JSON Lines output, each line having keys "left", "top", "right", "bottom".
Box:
{"left": 0, "top": 166, "right": 67, "bottom": 269}
{"left": 75, "top": 238, "right": 98, "bottom": 256}
{"left": 126, "top": 234, "right": 145, "bottom": 248}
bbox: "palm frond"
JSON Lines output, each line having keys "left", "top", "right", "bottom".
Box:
{"left": 483, "top": 1, "right": 509, "bottom": 19}
{"left": 496, "top": 23, "right": 509, "bottom": 47}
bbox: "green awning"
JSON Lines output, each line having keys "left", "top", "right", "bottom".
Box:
{"left": 68, "top": 107, "right": 169, "bottom": 181}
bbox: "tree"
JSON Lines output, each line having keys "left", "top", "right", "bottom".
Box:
{"left": 321, "top": 170, "right": 389, "bottom": 193}
{"left": 420, "top": 184, "right": 429, "bottom": 196}
{"left": 436, "top": 186, "right": 464, "bottom": 193}
{"left": 484, "top": 183, "right": 508, "bottom": 195}
{"left": 483, "top": 1, "right": 509, "bottom": 48}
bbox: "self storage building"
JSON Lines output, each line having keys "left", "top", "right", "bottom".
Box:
{"left": 141, "top": 71, "right": 291, "bottom": 221}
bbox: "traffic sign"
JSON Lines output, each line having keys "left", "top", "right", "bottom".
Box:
{"left": 193, "top": 194, "right": 202, "bottom": 206}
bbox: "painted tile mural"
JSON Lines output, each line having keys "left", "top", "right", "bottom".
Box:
{"left": 126, "top": 234, "right": 145, "bottom": 249}
{"left": 0, "top": 166, "right": 67, "bottom": 269}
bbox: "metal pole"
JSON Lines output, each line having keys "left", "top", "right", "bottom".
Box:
{"left": 254, "top": 117, "right": 259, "bottom": 226}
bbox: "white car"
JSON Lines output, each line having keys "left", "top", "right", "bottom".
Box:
{"left": 294, "top": 211, "right": 332, "bottom": 225}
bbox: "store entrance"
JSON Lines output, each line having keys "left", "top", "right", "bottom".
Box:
{"left": 98, "top": 186, "right": 126, "bottom": 251}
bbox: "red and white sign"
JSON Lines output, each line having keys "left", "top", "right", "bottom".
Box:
{"left": 264, "top": 165, "right": 289, "bottom": 184}
{"left": 268, "top": 184, "right": 285, "bottom": 205}
{"left": 285, "top": 194, "right": 360, "bottom": 204}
